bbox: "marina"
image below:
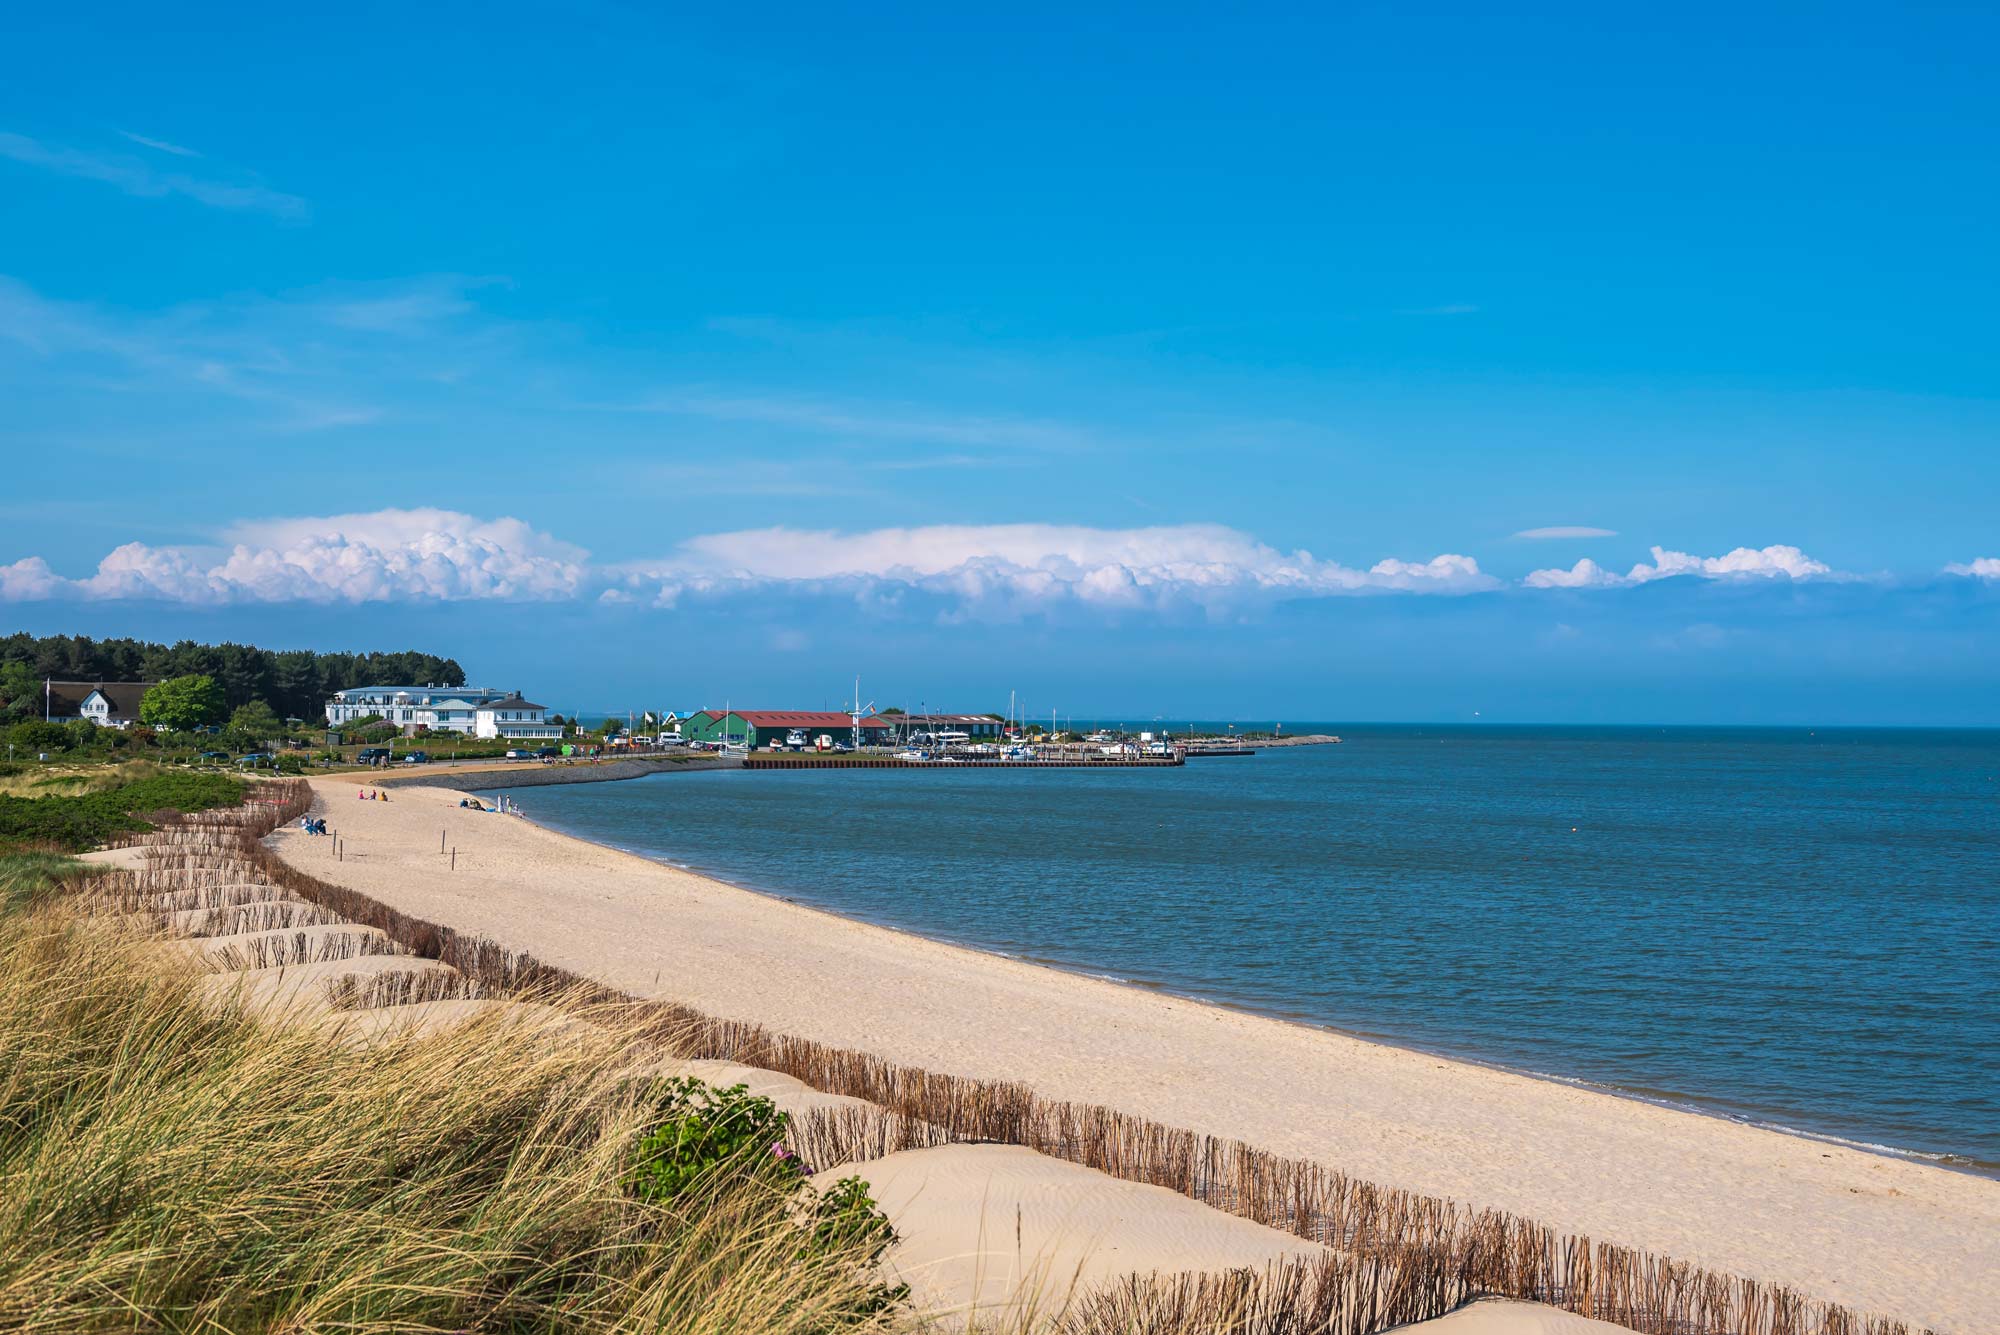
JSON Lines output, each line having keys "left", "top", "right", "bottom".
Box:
{"left": 742, "top": 751, "right": 1184, "bottom": 769}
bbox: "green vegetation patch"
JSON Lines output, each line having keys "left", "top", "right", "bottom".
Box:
{"left": 0, "top": 771, "right": 244, "bottom": 852}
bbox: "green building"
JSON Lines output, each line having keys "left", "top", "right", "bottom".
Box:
{"left": 681, "top": 709, "right": 891, "bottom": 748}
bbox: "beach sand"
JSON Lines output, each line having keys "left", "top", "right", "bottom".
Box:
{"left": 824, "top": 1142, "right": 1326, "bottom": 1319}
{"left": 270, "top": 777, "right": 1999, "bottom": 1332}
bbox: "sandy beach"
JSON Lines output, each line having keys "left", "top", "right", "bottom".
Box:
{"left": 272, "top": 775, "right": 1998, "bottom": 1333}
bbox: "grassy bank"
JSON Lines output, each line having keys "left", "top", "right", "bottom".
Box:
{"left": 0, "top": 870, "right": 904, "bottom": 1333}
{"left": 0, "top": 764, "right": 244, "bottom": 851}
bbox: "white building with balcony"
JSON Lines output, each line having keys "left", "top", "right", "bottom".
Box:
{"left": 474, "top": 695, "right": 562, "bottom": 741}
{"left": 325, "top": 685, "right": 516, "bottom": 734}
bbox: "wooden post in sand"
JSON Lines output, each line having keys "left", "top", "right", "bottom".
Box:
{"left": 451, "top": 847, "right": 456, "bottom": 871}
{"left": 440, "top": 829, "right": 446, "bottom": 853}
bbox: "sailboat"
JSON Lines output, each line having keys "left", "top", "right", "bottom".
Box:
{"left": 719, "top": 698, "right": 749, "bottom": 758}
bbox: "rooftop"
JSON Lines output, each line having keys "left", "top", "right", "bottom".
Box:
{"left": 44, "top": 680, "right": 155, "bottom": 718}
{"left": 693, "top": 709, "right": 888, "bottom": 729}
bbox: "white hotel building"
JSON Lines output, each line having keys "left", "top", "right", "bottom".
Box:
{"left": 324, "top": 685, "right": 559, "bottom": 739}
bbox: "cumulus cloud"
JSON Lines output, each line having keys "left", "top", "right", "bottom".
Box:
{"left": 1943, "top": 558, "right": 2000, "bottom": 579}
{"left": 618, "top": 523, "right": 1499, "bottom": 613}
{"left": 1523, "top": 557, "right": 1623, "bottom": 589}
{"left": 1526, "top": 544, "right": 1837, "bottom": 590}
{"left": 0, "top": 557, "right": 64, "bottom": 600}
{"left": 6, "top": 515, "right": 1884, "bottom": 615}
{"left": 0, "top": 509, "right": 585, "bottom": 605}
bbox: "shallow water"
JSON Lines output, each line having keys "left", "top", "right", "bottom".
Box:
{"left": 490, "top": 726, "right": 2000, "bottom": 1170}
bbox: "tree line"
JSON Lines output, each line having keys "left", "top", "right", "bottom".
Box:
{"left": 0, "top": 633, "right": 465, "bottom": 724}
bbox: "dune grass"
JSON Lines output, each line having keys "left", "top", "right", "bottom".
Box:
{"left": 0, "top": 884, "right": 906, "bottom": 1334}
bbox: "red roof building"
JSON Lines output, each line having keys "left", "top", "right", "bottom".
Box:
{"left": 682, "top": 710, "right": 888, "bottom": 746}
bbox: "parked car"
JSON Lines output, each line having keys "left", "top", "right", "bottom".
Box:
{"left": 237, "top": 753, "right": 272, "bottom": 767}
{"left": 198, "top": 750, "right": 230, "bottom": 762}
{"left": 400, "top": 750, "right": 430, "bottom": 766}
{"left": 504, "top": 748, "right": 534, "bottom": 760}
{"left": 535, "top": 747, "right": 560, "bottom": 759}
{"left": 356, "top": 747, "right": 390, "bottom": 764}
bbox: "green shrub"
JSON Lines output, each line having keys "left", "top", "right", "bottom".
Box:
{"left": 627, "top": 1078, "right": 906, "bottom": 1315}
{"left": 0, "top": 772, "right": 245, "bottom": 852}
{"left": 6, "top": 722, "right": 72, "bottom": 754}
{"left": 629, "top": 1078, "right": 796, "bottom": 1203}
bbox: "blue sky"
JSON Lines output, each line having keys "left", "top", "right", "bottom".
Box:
{"left": 2, "top": 2, "right": 1996, "bottom": 723}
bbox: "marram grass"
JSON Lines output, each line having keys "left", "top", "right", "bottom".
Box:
{"left": 0, "top": 880, "right": 904, "bottom": 1334}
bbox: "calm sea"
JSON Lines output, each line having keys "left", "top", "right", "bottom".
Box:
{"left": 487, "top": 726, "right": 2000, "bottom": 1171}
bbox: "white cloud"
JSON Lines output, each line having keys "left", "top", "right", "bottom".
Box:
{"left": 1943, "top": 558, "right": 2000, "bottom": 579}
{"left": 0, "top": 557, "right": 64, "bottom": 600}
{"left": 1513, "top": 526, "right": 1618, "bottom": 540}
{"left": 619, "top": 523, "right": 1499, "bottom": 611}
{"left": 4, "top": 516, "right": 1884, "bottom": 614}
{"left": 0, "top": 131, "right": 305, "bottom": 218}
{"left": 1, "top": 509, "right": 585, "bottom": 605}
{"left": 1526, "top": 544, "right": 1837, "bottom": 590}
{"left": 1523, "top": 557, "right": 1623, "bottom": 589}
{"left": 117, "top": 130, "right": 201, "bottom": 158}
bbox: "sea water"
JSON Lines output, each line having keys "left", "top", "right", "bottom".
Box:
{"left": 489, "top": 726, "right": 2000, "bottom": 1171}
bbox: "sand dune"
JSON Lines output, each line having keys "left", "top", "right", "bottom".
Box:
{"left": 169, "top": 922, "right": 399, "bottom": 970}
{"left": 648, "top": 1057, "right": 887, "bottom": 1119}
{"left": 201, "top": 953, "right": 461, "bottom": 1016}
{"left": 1395, "top": 1299, "right": 1640, "bottom": 1334}
{"left": 161, "top": 899, "right": 344, "bottom": 936}
{"left": 263, "top": 777, "right": 1997, "bottom": 1332}
{"left": 324, "top": 997, "right": 596, "bottom": 1044}
{"left": 822, "top": 1142, "right": 1325, "bottom": 1319}
{"left": 77, "top": 845, "right": 150, "bottom": 870}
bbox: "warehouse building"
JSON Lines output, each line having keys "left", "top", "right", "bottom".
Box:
{"left": 886, "top": 712, "right": 1005, "bottom": 740}
{"left": 681, "top": 709, "right": 890, "bottom": 749}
